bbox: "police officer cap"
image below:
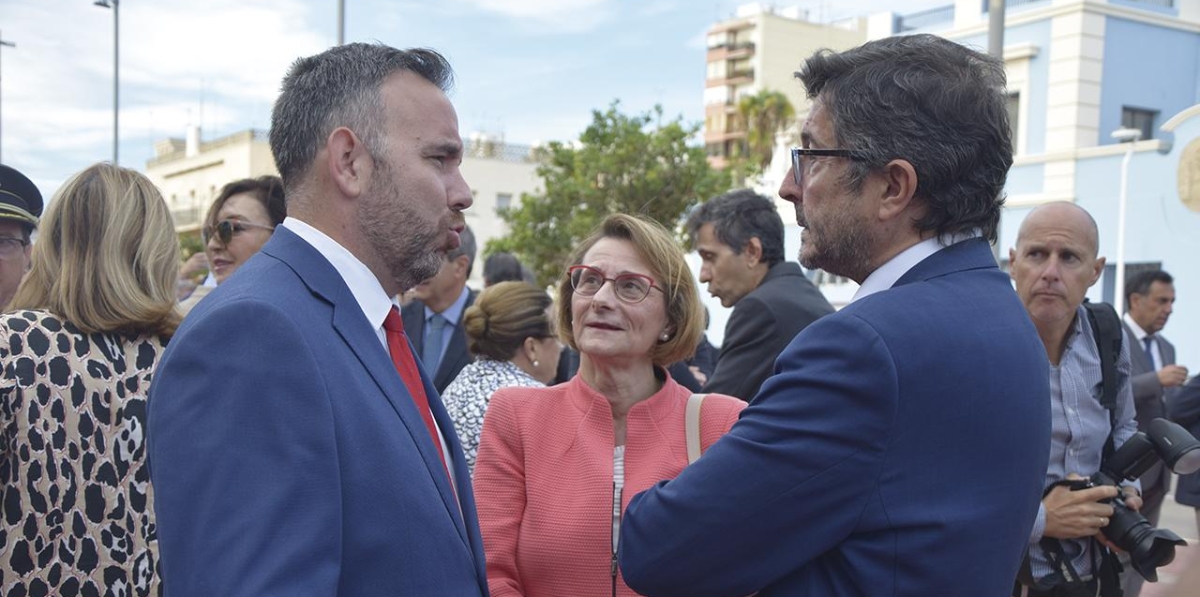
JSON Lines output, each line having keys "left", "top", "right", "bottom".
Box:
{"left": 0, "top": 164, "right": 42, "bottom": 231}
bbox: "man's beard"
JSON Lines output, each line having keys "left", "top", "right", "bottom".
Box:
{"left": 358, "top": 168, "right": 445, "bottom": 293}
{"left": 799, "top": 210, "right": 876, "bottom": 283}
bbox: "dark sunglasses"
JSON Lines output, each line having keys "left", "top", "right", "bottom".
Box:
{"left": 202, "top": 219, "right": 276, "bottom": 245}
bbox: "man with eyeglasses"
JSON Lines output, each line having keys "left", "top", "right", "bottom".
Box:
{"left": 621, "top": 34, "right": 1050, "bottom": 597}
{"left": 0, "top": 164, "right": 42, "bottom": 311}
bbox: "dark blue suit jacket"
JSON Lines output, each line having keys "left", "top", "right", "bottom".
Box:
{"left": 148, "top": 227, "right": 489, "bottom": 596}
{"left": 619, "top": 238, "right": 1051, "bottom": 596}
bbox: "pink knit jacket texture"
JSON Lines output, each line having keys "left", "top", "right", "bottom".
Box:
{"left": 473, "top": 373, "right": 746, "bottom": 597}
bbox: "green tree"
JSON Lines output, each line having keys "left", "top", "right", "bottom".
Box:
{"left": 489, "top": 101, "right": 730, "bottom": 287}
{"left": 735, "top": 89, "right": 796, "bottom": 177}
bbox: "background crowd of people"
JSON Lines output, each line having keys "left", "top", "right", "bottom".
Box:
{"left": 0, "top": 33, "right": 1197, "bottom": 597}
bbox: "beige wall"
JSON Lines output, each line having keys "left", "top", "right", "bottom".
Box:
{"left": 145, "top": 130, "right": 278, "bottom": 233}
{"left": 146, "top": 129, "right": 543, "bottom": 289}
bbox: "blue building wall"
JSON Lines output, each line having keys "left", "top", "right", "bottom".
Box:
{"left": 1099, "top": 17, "right": 1200, "bottom": 144}
{"left": 999, "top": 135, "right": 1200, "bottom": 367}
{"left": 955, "top": 20, "right": 1054, "bottom": 156}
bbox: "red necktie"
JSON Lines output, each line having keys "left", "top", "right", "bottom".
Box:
{"left": 383, "top": 307, "right": 451, "bottom": 480}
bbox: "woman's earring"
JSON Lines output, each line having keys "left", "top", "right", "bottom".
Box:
{"left": 533, "top": 359, "right": 540, "bottom": 368}
{"left": 660, "top": 332, "right": 670, "bottom": 341}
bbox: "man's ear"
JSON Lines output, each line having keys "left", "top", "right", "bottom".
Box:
{"left": 1091, "top": 256, "right": 1106, "bottom": 286}
{"left": 327, "top": 127, "right": 371, "bottom": 199}
{"left": 1008, "top": 248, "right": 1017, "bottom": 280}
{"left": 454, "top": 254, "right": 470, "bottom": 278}
{"left": 877, "top": 159, "right": 919, "bottom": 222}
{"left": 743, "top": 237, "right": 763, "bottom": 267}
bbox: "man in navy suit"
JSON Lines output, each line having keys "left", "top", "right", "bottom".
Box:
{"left": 148, "top": 44, "right": 488, "bottom": 596}
{"left": 619, "top": 34, "right": 1051, "bottom": 596}
{"left": 404, "top": 224, "right": 478, "bottom": 393}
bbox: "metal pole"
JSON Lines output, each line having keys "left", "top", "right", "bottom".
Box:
{"left": 338, "top": 0, "right": 345, "bottom": 45}
{"left": 1114, "top": 141, "right": 1134, "bottom": 316}
{"left": 113, "top": 1, "right": 120, "bottom": 165}
{"left": 988, "top": 0, "right": 1006, "bottom": 59}
{"left": 0, "top": 34, "right": 13, "bottom": 164}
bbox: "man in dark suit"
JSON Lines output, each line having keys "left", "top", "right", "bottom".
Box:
{"left": 686, "top": 189, "right": 833, "bottom": 401}
{"left": 619, "top": 34, "right": 1051, "bottom": 597}
{"left": 404, "top": 224, "right": 477, "bottom": 392}
{"left": 1122, "top": 269, "right": 1187, "bottom": 597}
{"left": 148, "top": 44, "right": 488, "bottom": 596}
{"left": 1168, "top": 375, "right": 1200, "bottom": 538}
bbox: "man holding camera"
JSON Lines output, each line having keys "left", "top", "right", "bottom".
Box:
{"left": 1010, "top": 202, "right": 1142, "bottom": 597}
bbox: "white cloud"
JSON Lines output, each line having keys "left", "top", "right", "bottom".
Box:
{"left": 3, "top": 0, "right": 328, "bottom": 193}
{"left": 450, "top": 0, "right": 616, "bottom": 33}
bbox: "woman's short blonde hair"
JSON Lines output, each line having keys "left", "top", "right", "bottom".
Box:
{"left": 10, "top": 163, "right": 181, "bottom": 337}
{"left": 462, "top": 281, "right": 553, "bottom": 361}
{"left": 556, "top": 214, "right": 703, "bottom": 367}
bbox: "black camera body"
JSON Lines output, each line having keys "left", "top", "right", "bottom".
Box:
{"left": 1072, "top": 418, "right": 1200, "bottom": 581}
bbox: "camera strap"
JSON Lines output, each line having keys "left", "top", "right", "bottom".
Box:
{"left": 1083, "top": 301, "right": 1122, "bottom": 462}
{"left": 1023, "top": 481, "right": 1125, "bottom": 597}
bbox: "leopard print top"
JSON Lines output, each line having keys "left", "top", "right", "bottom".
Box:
{"left": 0, "top": 310, "right": 164, "bottom": 596}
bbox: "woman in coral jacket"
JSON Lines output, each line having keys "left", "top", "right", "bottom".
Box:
{"left": 473, "top": 214, "right": 746, "bottom": 597}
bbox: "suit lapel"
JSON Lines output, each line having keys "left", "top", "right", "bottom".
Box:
{"left": 1123, "top": 322, "right": 1154, "bottom": 373}
{"left": 263, "top": 228, "right": 472, "bottom": 551}
{"left": 434, "top": 289, "right": 476, "bottom": 388}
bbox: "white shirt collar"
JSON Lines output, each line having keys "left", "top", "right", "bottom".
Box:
{"left": 1122, "top": 313, "right": 1150, "bottom": 341}
{"left": 850, "top": 231, "right": 982, "bottom": 304}
{"left": 281, "top": 217, "right": 397, "bottom": 346}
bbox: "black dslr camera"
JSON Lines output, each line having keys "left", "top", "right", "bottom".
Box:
{"left": 1070, "top": 418, "right": 1200, "bottom": 581}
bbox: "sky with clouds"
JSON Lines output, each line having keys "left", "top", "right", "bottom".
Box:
{"left": 1, "top": 0, "right": 946, "bottom": 196}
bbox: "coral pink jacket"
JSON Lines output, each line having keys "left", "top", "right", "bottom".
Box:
{"left": 473, "top": 373, "right": 746, "bottom": 597}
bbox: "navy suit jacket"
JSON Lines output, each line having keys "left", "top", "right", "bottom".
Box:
{"left": 148, "top": 227, "right": 489, "bottom": 596}
{"left": 619, "top": 238, "right": 1051, "bottom": 597}
{"left": 402, "top": 289, "right": 477, "bottom": 393}
{"left": 1167, "top": 375, "right": 1200, "bottom": 507}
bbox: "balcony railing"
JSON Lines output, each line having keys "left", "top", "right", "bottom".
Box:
{"left": 896, "top": 4, "right": 955, "bottom": 32}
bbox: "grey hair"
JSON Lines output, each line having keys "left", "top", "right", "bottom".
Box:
{"left": 686, "top": 188, "right": 785, "bottom": 266}
{"left": 269, "top": 43, "right": 454, "bottom": 193}
{"left": 797, "top": 34, "right": 1012, "bottom": 242}
{"left": 447, "top": 224, "right": 476, "bottom": 278}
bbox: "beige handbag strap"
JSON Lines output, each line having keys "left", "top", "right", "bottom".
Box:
{"left": 686, "top": 393, "right": 707, "bottom": 464}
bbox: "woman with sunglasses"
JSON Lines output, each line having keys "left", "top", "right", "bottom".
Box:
{"left": 180, "top": 176, "right": 285, "bottom": 312}
{"left": 1, "top": 163, "right": 180, "bottom": 595}
{"left": 473, "top": 214, "right": 746, "bottom": 597}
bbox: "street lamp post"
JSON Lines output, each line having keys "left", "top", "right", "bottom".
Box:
{"left": 338, "top": 0, "right": 345, "bottom": 45}
{"left": 0, "top": 33, "right": 14, "bottom": 164}
{"left": 95, "top": 0, "right": 119, "bottom": 165}
{"left": 1112, "top": 126, "right": 1142, "bottom": 316}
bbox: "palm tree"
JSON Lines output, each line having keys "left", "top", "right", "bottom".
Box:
{"left": 737, "top": 89, "right": 796, "bottom": 174}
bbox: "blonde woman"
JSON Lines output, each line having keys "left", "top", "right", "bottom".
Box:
{"left": 1, "top": 163, "right": 180, "bottom": 596}
{"left": 442, "top": 281, "right": 561, "bottom": 474}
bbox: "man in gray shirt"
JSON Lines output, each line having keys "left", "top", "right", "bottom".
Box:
{"left": 1009, "top": 202, "right": 1142, "bottom": 596}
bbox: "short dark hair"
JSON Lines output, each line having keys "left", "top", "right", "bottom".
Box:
{"left": 269, "top": 43, "right": 454, "bottom": 192}
{"left": 447, "top": 224, "right": 476, "bottom": 278}
{"left": 483, "top": 252, "right": 526, "bottom": 286}
{"left": 205, "top": 176, "right": 286, "bottom": 230}
{"left": 1125, "top": 270, "right": 1173, "bottom": 305}
{"left": 686, "top": 189, "right": 785, "bottom": 266}
{"left": 797, "top": 34, "right": 1012, "bottom": 242}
